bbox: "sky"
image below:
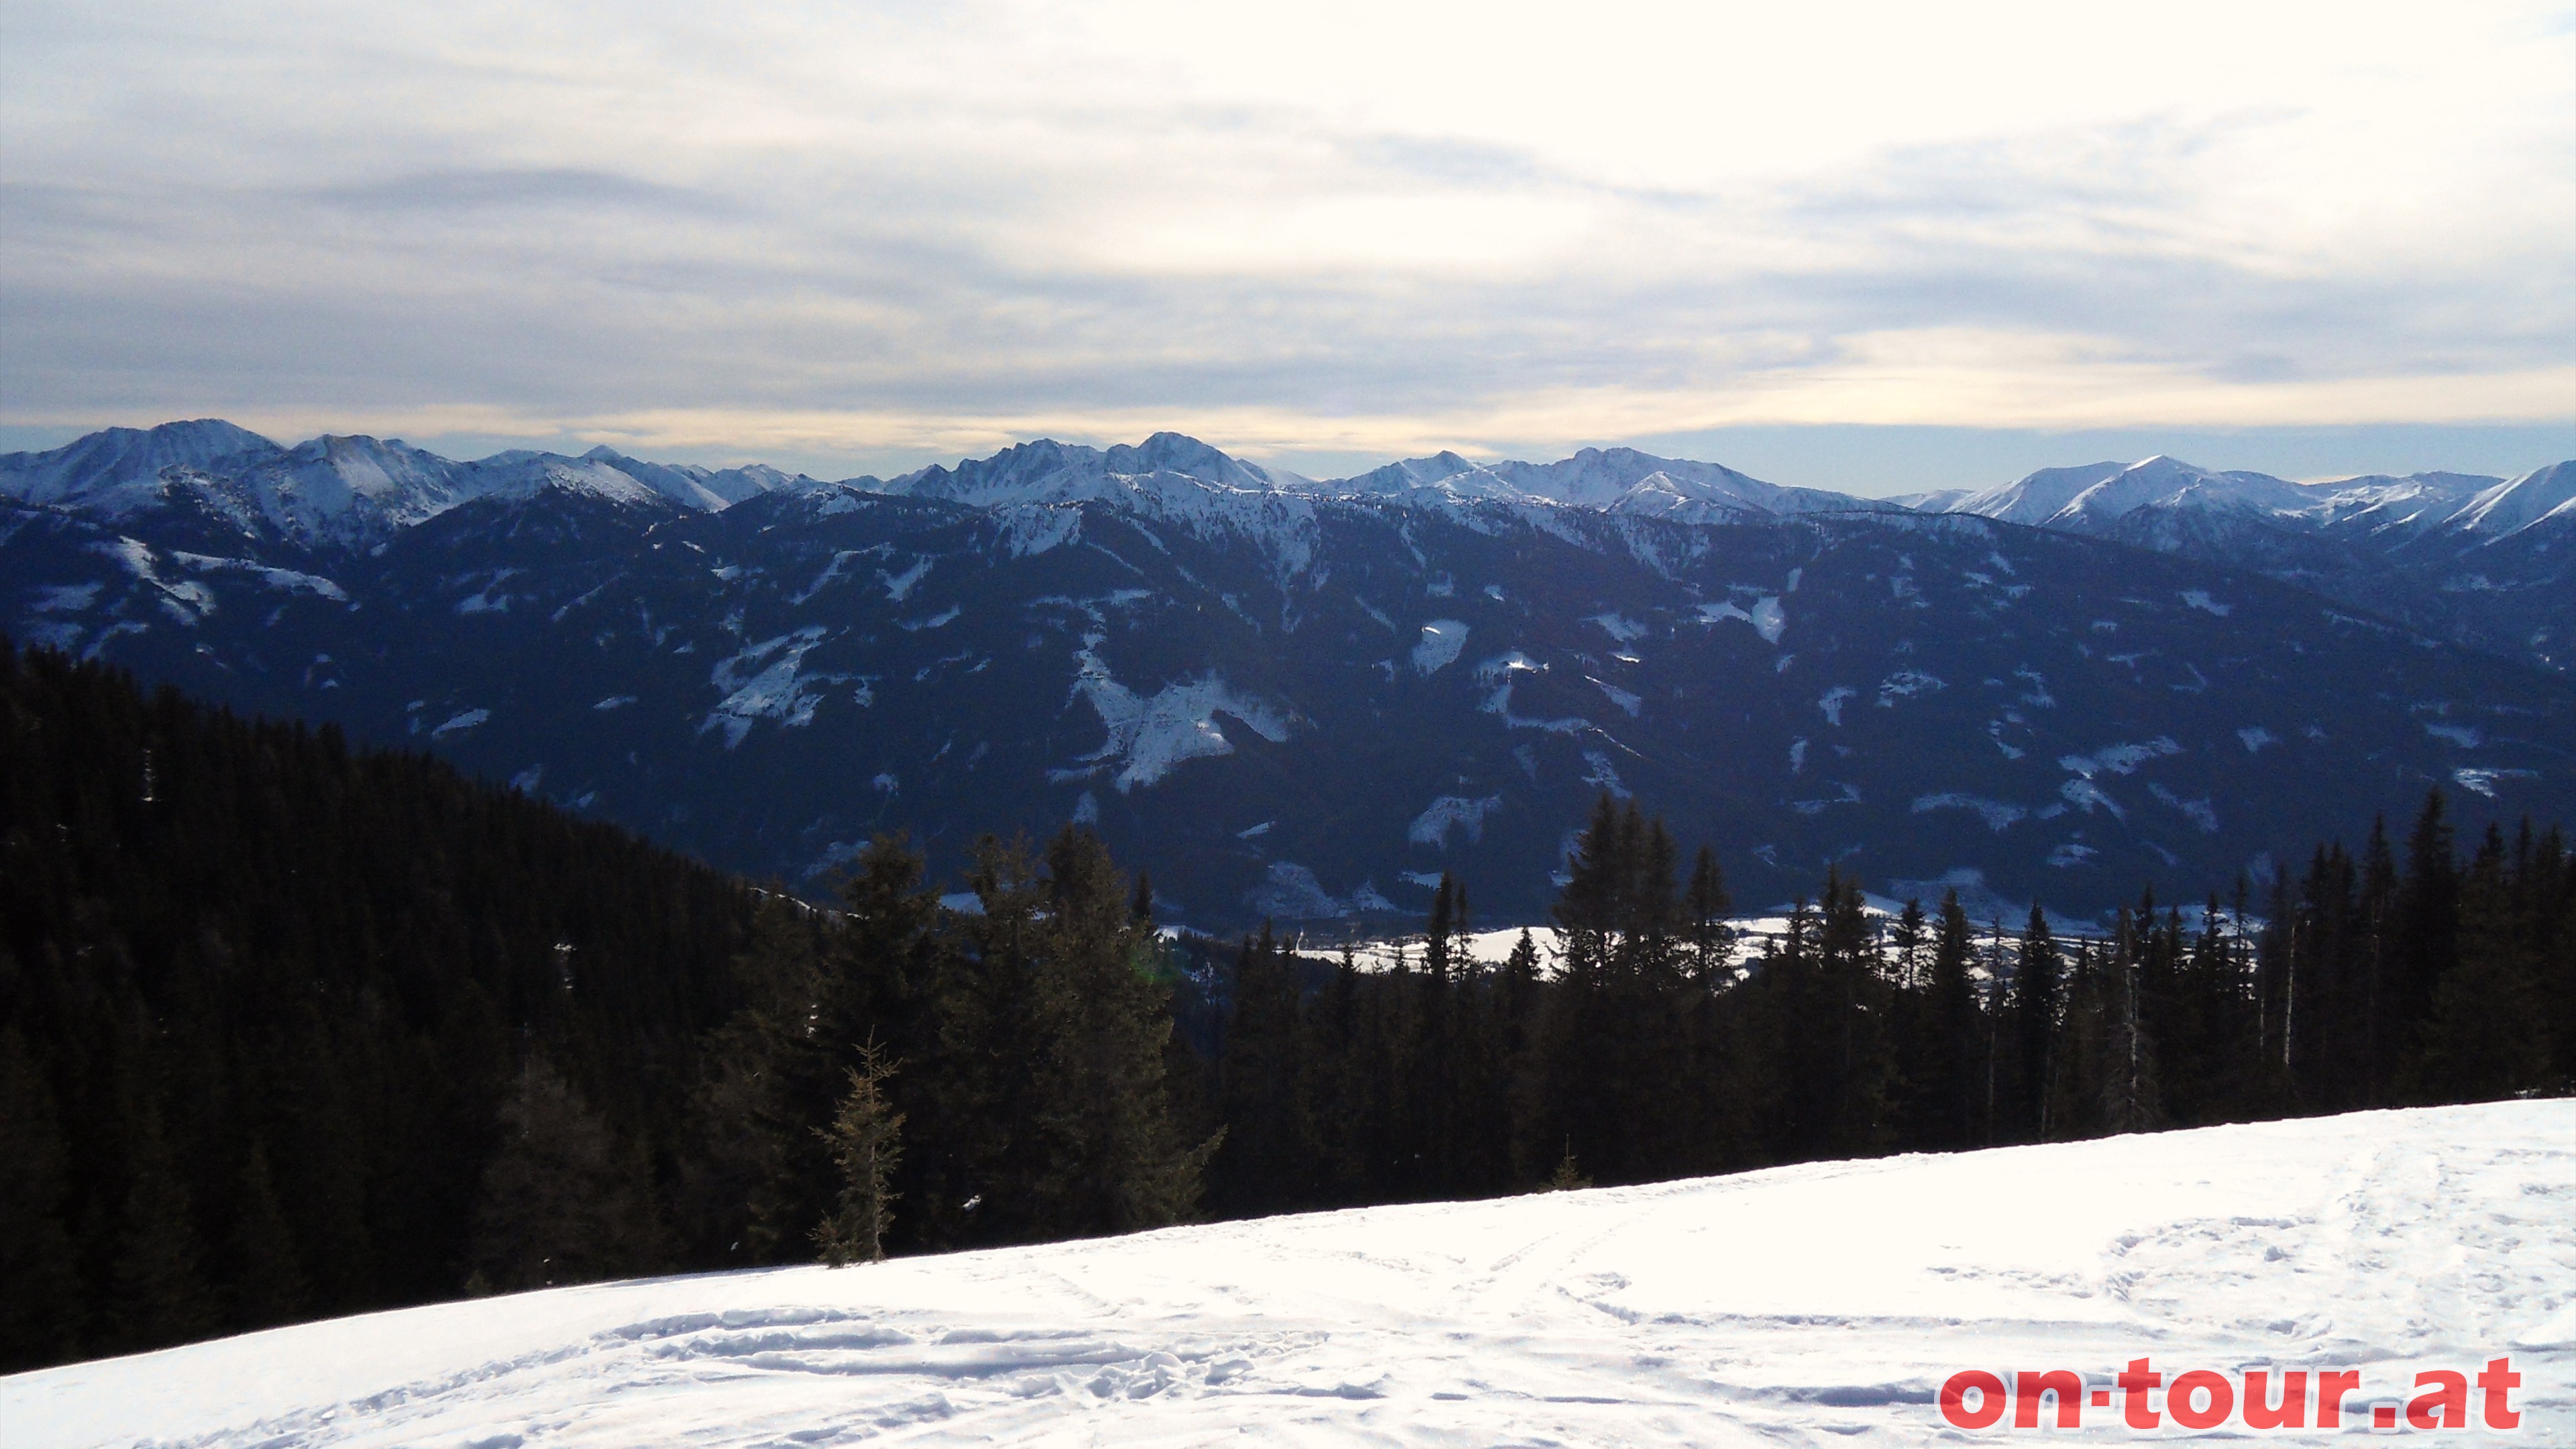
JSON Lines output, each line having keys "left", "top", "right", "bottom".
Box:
{"left": 3, "top": 1, "right": 2571, "bottom": 493}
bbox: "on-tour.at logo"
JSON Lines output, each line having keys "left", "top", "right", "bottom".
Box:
{"left": 1939, "top": 1356, "right": 2522, "bottom": 1432}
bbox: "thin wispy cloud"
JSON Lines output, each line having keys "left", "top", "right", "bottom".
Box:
{"left": 1, "top": 0, "right": 2568, "bottom": 482}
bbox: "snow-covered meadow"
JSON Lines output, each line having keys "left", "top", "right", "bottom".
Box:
{"left": 9, "top": 1101, "right": 2571, "bottom": 1446}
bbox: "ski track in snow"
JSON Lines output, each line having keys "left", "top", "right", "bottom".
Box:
{"left": 10, "top": 1103, "right": 2573, "bottom": 1448}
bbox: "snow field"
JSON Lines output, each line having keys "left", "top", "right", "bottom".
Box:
{"left": 6, "top": 1101, "right": 2571, "bottom": 1446}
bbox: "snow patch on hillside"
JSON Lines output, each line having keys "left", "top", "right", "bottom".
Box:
{"left": 1246, "top": 861, "right": 1393, "bottom": 919}
{"left": 2453, "top": 767, "right": 2538, "bottom": 798}
{"left": 997, "top": 502, "right": 1083, "bottom": 557}
{"left": 1411, "top": 620, "right": 1468, "bottom": 675}
{"left": 2059, "top": 778, "right": 2127, "bottom": 819}
{"left": 1477, "top": 678, "right": 1588, "bottom": 734}
{"left": 1589, "top": 612, "right": 1647, "bottom": 644}
{"left": 1693, "top": 595, "right": 1786, "bottom": 644}
{"left": 1407, "top": 794, "right": 1504, "bottom": 848}
{"left": 170, "top": 551, "right": 348, "bottom": 602}
{"left": 1069, "top": 651, "right": 1291, "bottom": 791}
{"left": 98, "top": 536, "right": 215, "bottom": 623}
{"left": 881, "top": 557, "right": 932, "bottom": 600}
{"left": 1876, "top": 669, "right": 1943, "bottom": 706}
{"left": 1792, "top": 782, "right": 1862, "bottom": 816}
{"left": 1580, "top": 749, "right": 1630, "bottom": 798}
{"left": 702, "top": 627, "right": 833, "bottom": 747}
{"left": 2149, "top": 782, "right": 2221, "bottom": 833}
{"left": 1913, "top": 792, "right": 2027, "bottom": 831}
{"left": 2057, "top": 737, "right": 2183, "bottom": 778}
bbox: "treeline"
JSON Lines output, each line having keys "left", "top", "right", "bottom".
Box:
{"left": 0, "top": 642, "right": 1219, "bottom": 1373}
{"left": 5, "top": 639, "right": 2571, "bottom": 1375}
{"left": 1197, "top": 792, "right": 2575, "bottom": 1214}
{"left": 0, "top": 643, "right": 759, "bottom": 1370}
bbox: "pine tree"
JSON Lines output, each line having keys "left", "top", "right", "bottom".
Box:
{"left": 2528, "top": 825, "right": 2576, "bottom": 1090}
{"left": 2357, "top": 815, "right": 2400, "bottom": 1104}
{"left": 1888, "top": 898, "right": 1927, "bottom": 991}
{"left": 933, "top": 829, "right": 1220, "bottom": 1244}
{"left": 1546, "top": 1141, "right": 1590, "bottom": 1191}
{"left": 0, "top": 1028, "right": 83, "bottom": 1368}
{"left": 1498, "top": 927, "right": 1548, "bottom": 1181}
{"left": 1541, "top": 798, "right": 1699, "bottom": 1183}
{"left": 2391, "top": 790, "right": 2461, "bottom": 1090}
{"left": 467, "top": 1057, "right": 664, "bottom": 1291}
{"left": 814, "top": 1045, "right": 904, "bottom": 1266}
{"left": 676, "top": 897, "right": 833, "bottom": 1264}
{"left": 1044, "top": 826, "right": 1223, "bottom": 1234}
{"left": 1905, "top": 892, "right": 1982, "bottom": 1150}
{"left": 227, "top": 1140, "right": 309, "bottom": 1329}
{"left": 2011, "top": 905, "right": 2063, "bottom": 1143}
{"left": 2414, "top": 826, "right": 2551, "bottom": 1102}
{"left": 1214, "top": 922, "right": 1309, "bottom": 1214}
{"left": 1416, "top": 876, "right": 1461, "bottom": 1193}
{"left": 1684, "top": 846, "right": 1735, "bottom": 986}
{"left": 2098, "top": 916, "right": 2162, "bottom": 1134}
{"left": 1819, "top": 868, "right": 1897, "bottom": 1155}
{"left": 108, "top": 1101, "right": 217, "bottom": 1352}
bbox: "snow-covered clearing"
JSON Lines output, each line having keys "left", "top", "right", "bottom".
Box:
{"left": 9, "top": 1102, "right": 2571, "bottom": 1446}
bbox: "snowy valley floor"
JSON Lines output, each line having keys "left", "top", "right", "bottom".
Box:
{"left": 10, "top": 1102, "right": 2573, "bottom": 1447}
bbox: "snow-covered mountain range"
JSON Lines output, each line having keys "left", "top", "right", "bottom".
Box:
{"left": 10, "top": 1100, "right": 2571, "bottom": 1447}
{"left": 1936, "top": 455, "right": 2576, "bottom": 671}
{"left": 4, "top": 423, "right": 2570, "bottom": 928}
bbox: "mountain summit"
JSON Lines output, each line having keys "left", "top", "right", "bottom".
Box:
{"left": 1939, "top": 455, "right": 2575, "bottom": 669}
{"left": 6, "top": 421, "right": 2567, "bottom": 926}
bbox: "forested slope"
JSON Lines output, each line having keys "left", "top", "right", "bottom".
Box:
{"left": 0, "top": 640, "right": 760, "bottom": 1368}
{"left": 5, "top": 638, "right": 2569, "bottom": 1379}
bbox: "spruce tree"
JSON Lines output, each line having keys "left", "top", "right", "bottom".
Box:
{"left": 1498, "top": 927, "right": 1548, "bottom": 1181}
{"left": 2415, "top": 826, "right": 2551, "bottom": 1102}
{"left": 676, "top": 897, "right": 833, "bottom": 1264}
{"left": 814, "top": 1045, "right": 904, "bottom": 1266}
{"left": 1888, "top": 898, "right": 1927, "bottom": 991}
{"left": 108, "top": 1102, "right": 217, "bottom": 1352}
{"left": 2357, "top": 814, "right": 2400, "bottom": 1104}
{"left": 936, "top": 829, "right": 1220, "bottom": 1244}
{"left": 1684, "top": 846, "right": 1735, "bottom": 986}
{"left": 227, "top": 1140, "right": 309, "bottom": 1330}
{"left": 1214, "top": 923, "right": 1309, "bottom": 1214}
{"left": 2392, "top": 790, "right": 2461, "bottom": 1088}
{"left": 467, "top": 1057, "right": 664, "bottom": 1291}
{"left": 1046, "top": 826, "right": 1223, "bottom": 1234}
{"left": 1904, "top": 892, "right": 1981, "bottom": 1150}
{"left": 2098, "top": 918, "right": 2162, "bottom": 1134}
{"left": 0, "top": 1028, "right": 83, "bottom": 1368}
{"left": 2011, "top": 905, "right": 2063, "bottom": 1143}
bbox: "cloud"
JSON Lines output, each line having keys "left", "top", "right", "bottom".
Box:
{"left": 0, "top": 0, "right": 2567, "bottom": 475}
{"left": 309, "top": 168, "right": 720, "bottom": 213}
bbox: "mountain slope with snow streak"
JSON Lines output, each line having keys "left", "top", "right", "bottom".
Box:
{"left": 9, "top": 421, "right": 2573, "bottom": 922}
{"left": 9, "top": 1100, "right": 2571, "bottom": 1448}
{"left": 1940, "top": 455, "right": 2576, "bottom": 669}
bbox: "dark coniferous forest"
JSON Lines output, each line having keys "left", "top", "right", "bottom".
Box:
{"left": 3, "top": 639, "right": 2570, "bottom": 1374}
